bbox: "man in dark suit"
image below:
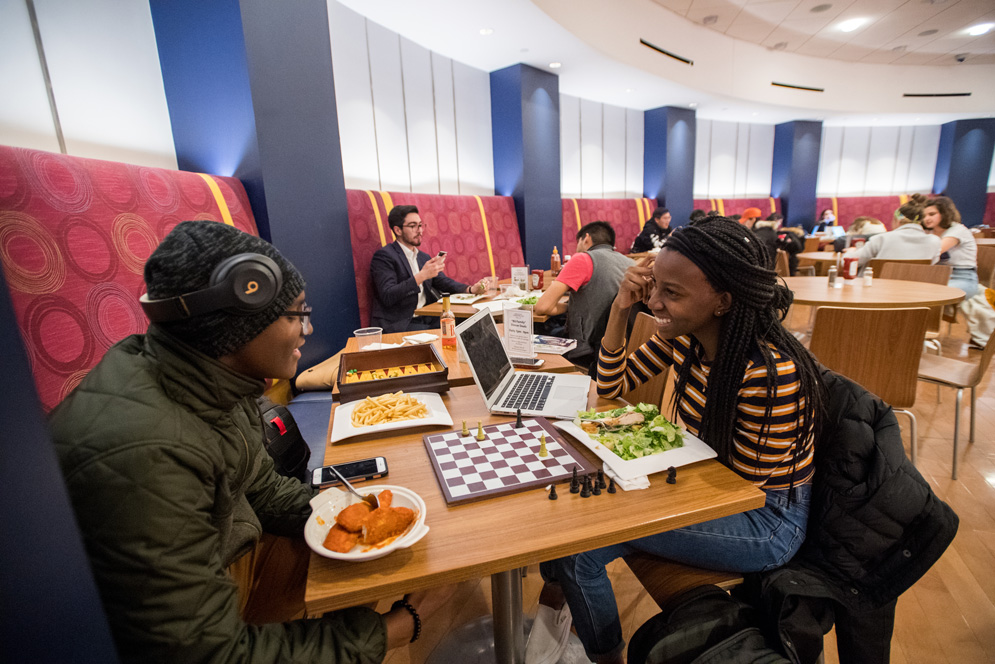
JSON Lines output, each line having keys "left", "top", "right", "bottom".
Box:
{"left": 370, "top": 205, "right": 489, "bottom": 333}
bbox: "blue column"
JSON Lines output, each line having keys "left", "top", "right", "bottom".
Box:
{"left": 644, "top": 106, "right": 695, "bottom": 228}
{"left": 491, "top": 64, "right": 561, "bottom": 268}
{"left": 933, "top": 118, "right": 995, "bottom": 226}
{"left": 772, "top": 120, "right": 822, "bottom": 232}
{"left": 150, "top": 0, "right": 358, "bottom": 365}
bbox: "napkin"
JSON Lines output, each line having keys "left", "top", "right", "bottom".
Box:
{"left": 367, "top": 342, "right": 403, "bottom": 350}
{"left": 603, "top": 464, "right": 650, "bottom": 491}
{"left": 402, "top": 333, "right": 438, "bottom": 345}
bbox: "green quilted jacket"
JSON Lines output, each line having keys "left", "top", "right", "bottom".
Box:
{"left": 50, "top": 326, "right": 386, "bottom": 663}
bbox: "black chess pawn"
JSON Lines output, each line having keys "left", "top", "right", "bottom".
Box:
{"left": 570, "top": 467, "right": 580, "bottom": 494}
{"left": 580, "top": 475, "right": 591, "bottom": 498}
{"left": 667, "top": 466, "right": 677, "bottom": 485}
{"left": 515, "top": 408, "right": 524, "bottom": 428}
{"left": 597, "top": 469, "right": 606, "bottom": 489}
{"left": 607, "top": 477, "right": 617, "bottom": 494}
{"left": 592, "top": 478, "right": 602, "bottom": 496}
{"left": 548, "top": 484, "right": 558, "bottom": 500}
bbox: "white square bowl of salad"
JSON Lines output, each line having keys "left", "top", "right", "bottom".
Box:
{"left": 553, "top": 404, "right": 716, "bottom": 481}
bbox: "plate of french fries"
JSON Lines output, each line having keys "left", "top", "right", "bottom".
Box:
{"left": 330, "top": 391, "right": 453, "bottom": 442}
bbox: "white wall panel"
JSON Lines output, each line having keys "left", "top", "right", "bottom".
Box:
{"left": 708, "top": 121, "right": 738, "bottom": 196}
{"left": 625, "top": 108, "right": 644, "bottom": 198}
{"left": 893, "top": 126, "right": 916, "bottom": 193}
{"left": 865, "top": 127, "right": 900, "bottom": 195}
{"left": 0, "top": 0, "right": 59, "bottom": 152}
{"left": 694, "top": 119, "right": 712, "bottom": 198}
{"left": 329, "top": 1, "right": 379, "bottom": 190}
{"left": 734, "top": 125, "right": 750, "bottom": 196}
{"left": 33, "top": 0, "right": 174, "bottom": 168}
{"left": 451, "top": 60, "right": 493, "bottom": 196}
{"left": 560, "top": 94, "right": 581, "bottom": 197}
{"left": 432, "top": 54, "right": 460, "bottom": 195}
{"left": 603, "top": 104, "right": 626, "bottom": 198}
{"left": 817, "top": 126, "right": 845, "bottom": 195}
{"left": 836, "top": 127, "right": 872, "bottom": 195}
{"left": 908, "top": 125, "right": 941, "bottom": 193}
{"left": 400, "top": 38, "right": 439, "bottom": 193}
{"left": 580, "top": 99, "right": 603, "bottom": 197}
{"left": 366, "top": 21, "right": 409, "bottom": 192}
{"left": 746, "top": 124, "right": 774, "bottom": 197}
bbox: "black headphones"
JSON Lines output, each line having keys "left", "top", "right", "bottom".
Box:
{"left": 140, "top": 253, "right": 283, "bottom": 322}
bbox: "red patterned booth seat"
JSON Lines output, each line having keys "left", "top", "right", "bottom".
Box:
{"left": 0, "top": 145, "right": 258, "bottom": 412}
{"left": 689, "top": 198, "right": 781, "bottom": 220}
{"left": 561, "top": 197, "right": 656, "bottom": 255}
{"left": 815, "top": 196, "right": 903, "bottom": 231}
{"left": 983, "top": 192, "right": 995, "bottom": 227}
{"left": 693, "top": 198, "right": 715, "bottom": 213}
{"left": 346, "top": 190, "right": 523, "bottom": 327}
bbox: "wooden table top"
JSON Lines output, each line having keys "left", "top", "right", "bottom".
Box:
{"left": 330, "top": 324, "right": 579, "bottom": 397}
{"left": 415, "top": 287, "right": 559, "bottom": 323}
{"left": 797, "top": 251, "right": 841, "bottom": 262}
{"left": 975, "top": 238, "right": 995, "bottom": 246}
{"left": 304, "top": 385, "right": 765, "bottom": 615}
{"left": 783, "top": 276, "right": 966, "bottom": 308}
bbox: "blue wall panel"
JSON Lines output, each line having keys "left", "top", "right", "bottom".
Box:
{"left": 644, "top": 106, "right": 695, "bottom": 228}
{"left": 933, "top": 119, "right": 995, "bottom": 226}
{"left": 772, "top": 120, "right": 822, "bottom": 231}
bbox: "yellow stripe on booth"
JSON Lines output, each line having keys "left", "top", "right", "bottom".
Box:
{"left": 572, "top": 198, "right": 581, "bottom": 230}
{"left": 636, "top": 198, "right": 647, "bottom": 230}
{"left": 831, "top": 197, "right": 839, "bottom": 225}
{"left": 769, "top": 197, "right": 777, "bottom": 215}
{"left": 380, "top": 191, "right": 395, "bottom": 215}
{"left": 710, "top": 198, "right": 717, "bottom": 213}
{"left": 643, "top": 198, "right": 652, "bottom": 219}
{"left": 717, "top": 199, "right": 725, "bottom": 216}
{"left": 473, "top": 196, "right": 496, "bottom": 279}
{"left": 197, "top": 174, "right": 234, "bottom": 226}
{"left": 365, "top": 191, "right": 387, "bottom": 247}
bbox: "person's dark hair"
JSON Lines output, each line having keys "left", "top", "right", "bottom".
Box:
{"left": 652, "top": 207, "right": 669, "bottom": 221}
{"left": 896, "top": 194, "right": 925, "bottom": 225}
{"left": 730, "top": 213, "right": 741, "bottom": 221}
{"left": 388, "top": 205, "right": 420, "bottom": 233}
{"left": 663, "top": 217, "right": 824, "bottom": 489}
{"left": 690, "top": 209, "right": 706, "bottom": 222}
{"left": 577, "top": 221, "right": 615, "bottom": 247}
{"left": 705, "top": 210, "right": 720, "bottom": 218}
{"left": 820, "top": 209, "right": 834, "bottom": 220}
{"left": 924, "top": 195, "right": 961, "bottom": 229}
{"left": 766, "top": 212, "right": 784, "bottom": 222}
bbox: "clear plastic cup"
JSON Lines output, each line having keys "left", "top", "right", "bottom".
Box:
{"left": 499, "top": 283, "right": 513, "bottom": 298}
{"left": 354, "top": 327, "right": 382, "bottom": 351}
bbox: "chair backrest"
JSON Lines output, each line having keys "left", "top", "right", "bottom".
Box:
{"left": 976, "top": 245, "right": 995, "bottom": 289}
{"left": 809, "top": 307, "right": 928, "bottom": 409}
{"left": 866, "top": 258, "right": 932, "bottom": 275}
{"left": 878, "top": 262, "right": 953, "bottom": 336}
{"left": 774, "top": 249, "right": 790, "bottom": 277}
{"left": 623, "top": 312, "right": 670, "bottom": 409}
{"left": 803, "top": 237, "right": 821, "bottom": 253}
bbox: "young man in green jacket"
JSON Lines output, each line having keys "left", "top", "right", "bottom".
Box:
{"left": 50, "top": 221, "right": 450, "bottom": 663}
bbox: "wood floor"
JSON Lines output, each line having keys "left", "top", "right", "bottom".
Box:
{"left": 380, "top": 308, "right": 995, "bottom": 664}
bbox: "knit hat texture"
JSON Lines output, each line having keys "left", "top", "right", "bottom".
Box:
{"left": 144, "top": 221, "right": 305, "bottom": 358}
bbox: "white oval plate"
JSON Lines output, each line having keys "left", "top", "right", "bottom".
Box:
{"left": 305, "top": 484, "right": 429, "bottom": 561}
{"left": 330, "top": 392, "right": 453, "bottom": 443}
{"left": 472, "top": 300, "right": 521, "bottom": 312}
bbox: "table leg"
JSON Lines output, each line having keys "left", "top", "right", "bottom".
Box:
{"left": 491, "top": 569, "right": 525, "bottom": 664}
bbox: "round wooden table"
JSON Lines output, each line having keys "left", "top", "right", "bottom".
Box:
{"left": 782, "top": 276, "right": 966, "bottom": 308}
{"left": 797, "top": 251, "right": 840, "bottom": 264}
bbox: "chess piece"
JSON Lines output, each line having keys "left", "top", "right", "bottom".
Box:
{"left": 477, "top": 421, "right": 485, "bottom": 441}
{"left": 461, "top": 420, "right": 470, "bottom": 436}
{"left": 592, "top": 477, "right": 602, "bottom": 496}
{"left": 538, "top": 433, "right": 548, "bottom": 458}
{"left": 570, "top": 467, "right": 580, "bottom": 494}
{"left": 580, "top": 476, "right": 591, "bottom": 498}
{"left": 548, "top": 484, "right": 558, "bottom": 500}
{"left": 607, "top": 477, "right": 617, "bottom": 494}
{"left": 515, "top": 409, "right": 523, "bottom": 428}
{"left": 667, "top": 466, "right": 677, "bottom": 484}
{"left": 597, "top": 469, "right": 606, "bottom": 489}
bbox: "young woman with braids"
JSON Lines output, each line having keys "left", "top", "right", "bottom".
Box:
{"left": 525, "top": 217, "right": 826, "bottom": 664}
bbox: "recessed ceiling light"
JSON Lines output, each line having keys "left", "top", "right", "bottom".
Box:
{"left": 918, "top": 29, "right": 939, "bottom": 36}
{"left": 967, "top": 23, "right": 994, "bottom": 36}
{"left": 548, "top": 62, "right": 562, "bottom": 69}
{"left": 773, "top": 41, "right": 788, "bottom": 50}
{"left": 811, "top": 4, "right": 833, "bottom": 13}
{"left": 839, "top": 18, "right": 867, "bottom": 33}
{"left": 703, "top": 14, "right": 719, "bottom": 25}
{"left": 479, "top": 28, "right": 493, "bottom": 36}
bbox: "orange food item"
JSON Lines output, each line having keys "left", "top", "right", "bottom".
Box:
{"left": 335, "top": 502, "right": 373, "bottom": 533}
{"left": 323, "top": 524, "right": 359, "bottom": 553}
{"left": 361, "top": 506, "right": 415, "bottom": 545}
{"left": 377, "top": 489, "right": 393, "bottom": 509}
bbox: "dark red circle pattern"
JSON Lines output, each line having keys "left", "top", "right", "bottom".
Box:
{"left": 86, "top": 282, "right": 146, "bottom": 350}
{"left": 28, "top": 151, "right": 94, "bottom": 214}
{"left": 61, "top": 215, "right": 119, "bottom": 282}
{"left": 23, "top": 294, "right": 95, "bottom": 374}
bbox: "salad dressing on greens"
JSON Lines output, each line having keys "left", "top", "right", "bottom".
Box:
{"left": 575, "top": 403, "right": 684, "bottom": 460}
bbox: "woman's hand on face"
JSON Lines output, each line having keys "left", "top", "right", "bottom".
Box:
{"left": 615, "top": 258, "right": 655, "bottom": 310}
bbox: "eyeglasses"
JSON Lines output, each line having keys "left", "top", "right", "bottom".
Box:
{"left": 283, "top": 303, "right": 312, "bottom": 333}
{"left": 402, "top": 223, "right": 425, "bottom": 230}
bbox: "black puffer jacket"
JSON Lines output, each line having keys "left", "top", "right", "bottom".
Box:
{"left": 746, "top": 369, "right": 958, "bottom": 663}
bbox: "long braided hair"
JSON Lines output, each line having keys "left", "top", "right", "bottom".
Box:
{"left": 664, "top": 217, "right": 825, "bottom": 479}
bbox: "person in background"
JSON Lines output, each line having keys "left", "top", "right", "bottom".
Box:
{"left": 738, "top": 207, "right": 762, "bottom": 229}
{"left": 49, "top": 221, "right": 455, "bottom": 663}
{"left": 526, "top": 218, "right": 824, "bottom": 664}
{"left": 922, "top": 195, "right": 994, "bottom": 349}
{"left": 535, "top": 221, "right": 634, "bottom": 372}
{"left": 370, "top": 205, "right": 489, "bottom": 332}
{"left": 689, "top": 209, "right": 707, "bottom": 223}
{"left": 848, "top": 216, "right": 888, "bottom": 237}
{"left": 754, "top": 213, "right": 803, "bottom": 275}
{"left": 815, "top": 208, "right": 836, "bottom": 233}
{"left": 845, "top": 196, "right": 940, "bottom": 271}
{"left": 630, "top": 206, "right": 672, "bottom": 253}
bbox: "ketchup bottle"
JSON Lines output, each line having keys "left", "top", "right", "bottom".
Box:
{"left": 550, "top": 247, "right": 561, "bottom": 276}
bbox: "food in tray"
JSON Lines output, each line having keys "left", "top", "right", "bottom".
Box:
{"left": 575, "top": 403, "right": 684, "bottom": 460}
{"left": 322, "top": 489, "right": 417, "bottom": 553}
{"left": 516, "top": 295, "right": 539, "bottom": 306}
{"left": 343, "top": 363, "right": 441, "bottom": 383}
{"left": 350, "top": 391, "right": 430, "bottom": 427}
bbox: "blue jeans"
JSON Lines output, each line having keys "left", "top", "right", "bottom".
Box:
{"left": 539, "top": 484, "right": 811, "bottom": 661}
{"left": 948, "top": 267, "right": 979, "bottom": 300}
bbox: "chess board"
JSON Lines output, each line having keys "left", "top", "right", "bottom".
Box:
{"left": 423, "top": 417, "right": 597, "bottom": 505}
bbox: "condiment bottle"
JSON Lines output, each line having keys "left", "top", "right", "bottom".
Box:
{"left": 441, "top": 293, "right": 457, "bottom": 350}
{"left": 550, "top": 247, "right": 561, "bottom": 276}
{"left": 863, "top": 266, "right": 873, "bottom": 287}
{"left": 827, "top": 265, "right": 838, "bottom": 288}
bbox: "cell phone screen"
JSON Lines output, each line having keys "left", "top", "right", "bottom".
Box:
{"left": 315, "top": 458, "right": 385, "bottom": 485}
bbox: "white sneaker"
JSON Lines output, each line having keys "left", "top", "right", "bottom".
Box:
{"left": 525, "top": 603, "right": 573, "bottom": 664}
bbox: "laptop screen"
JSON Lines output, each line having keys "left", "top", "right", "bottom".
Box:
{"left": 457, "top": 311, "right": 514, "bottom": 402}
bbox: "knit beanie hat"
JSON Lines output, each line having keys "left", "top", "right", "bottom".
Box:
{"left": 144, "top": 221, "right": 305, "bottom": 358}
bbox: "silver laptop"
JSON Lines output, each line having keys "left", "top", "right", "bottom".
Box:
{"left": 456, "top": 309, "right": 591, "bottom": 419}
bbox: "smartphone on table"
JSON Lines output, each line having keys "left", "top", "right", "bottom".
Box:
{"left": 311, "top": 456, "right": 388, "bottom": 488}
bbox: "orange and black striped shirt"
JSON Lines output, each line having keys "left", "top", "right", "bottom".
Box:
{"left": 597, "top": 334, "right": 814, "bottom": 490}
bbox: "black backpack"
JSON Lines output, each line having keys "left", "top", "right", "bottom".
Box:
{"left": 256, "top": 396, "right": 311, "bottom": 482}
{"left": 627, "top": 585, "right": 790, "bottom": 664}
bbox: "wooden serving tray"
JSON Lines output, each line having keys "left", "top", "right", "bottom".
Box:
{"left": 337, "top": 345, "right": 449, "bottom": 403}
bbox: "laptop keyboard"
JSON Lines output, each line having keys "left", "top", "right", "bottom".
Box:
{"left": 500, "top": 373, "right": 554, "bottom": 412}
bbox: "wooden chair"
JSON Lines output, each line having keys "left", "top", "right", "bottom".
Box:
{"left": 865, "top": 257, "right": 931, "bottom": 275}
{"left": 878, "top": 263, "right": 953, "bottom": 354}
{"left": 774, "top": 249, "right": 790, "bottom": 277}
{"left": 809, "top": 307, "right": 929, "bottom": 465}
{"left": 622, "top": 312, "right": 671, "bottom": 409}
{"left": 976, "top": 245, "right": 995, "bottom": 289}
{"left": 917, "top": 332, "right": 995, "bottom": 479}
{"left": 803, "top": 237, "right": 821, "bottom": 253}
